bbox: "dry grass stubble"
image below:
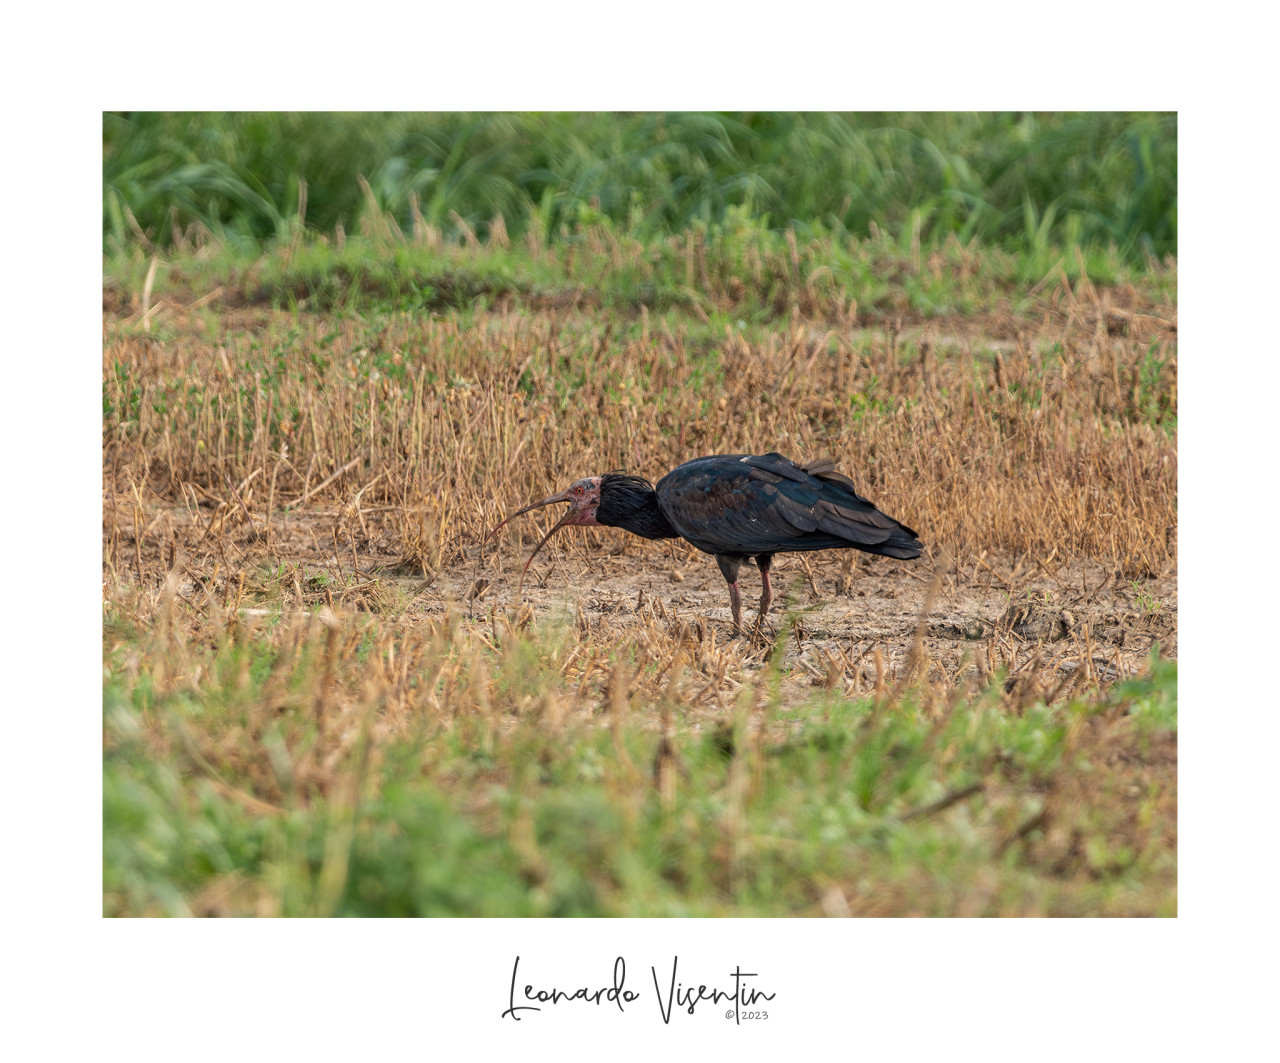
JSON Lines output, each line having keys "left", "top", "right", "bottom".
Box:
{"left": 104, "top": 272, "right": 1175, "bottom": 685}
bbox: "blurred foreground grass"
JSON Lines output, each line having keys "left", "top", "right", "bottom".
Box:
{"left": 104, "top": 601, "right": 1175, "bottom": 917}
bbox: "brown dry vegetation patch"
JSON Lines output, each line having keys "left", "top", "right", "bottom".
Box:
{"left": 104, "top": 286, "right": 1176, "bottom": 558}
{"left": 104, "top": 273, "right": 1176, "bottom": 694}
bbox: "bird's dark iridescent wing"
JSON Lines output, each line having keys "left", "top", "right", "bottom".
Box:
{"left": 655, "top": 453, "right": 921, "bottom": 559}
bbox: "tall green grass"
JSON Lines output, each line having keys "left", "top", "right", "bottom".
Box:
{"left": 104, "top": 112, "right": 1175, "bottom": 265}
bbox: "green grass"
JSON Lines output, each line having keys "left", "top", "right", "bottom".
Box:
{"left": 104, "top": 215, "right": 1175, "bottom": 327}
{"left": 103, "top": 612, "right": 1176, "bottom": 917}
{"left": 104, "top": 112, "right": 1175, "bottom": 268}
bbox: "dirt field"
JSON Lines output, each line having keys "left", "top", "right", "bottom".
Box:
{"left": 106, "top": 445, "right": 1176, "bottom": 728}
{"left": 105, "top": 294, "right": 1177, "bottom": 715}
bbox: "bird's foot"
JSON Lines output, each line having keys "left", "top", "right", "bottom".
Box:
{"left": 736, "top": 616, "right": 774, "bottom": 648}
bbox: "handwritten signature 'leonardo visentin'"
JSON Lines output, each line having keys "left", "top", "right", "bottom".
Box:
{"left": 501, "top": 956, "right": 776, "bottom": 1024}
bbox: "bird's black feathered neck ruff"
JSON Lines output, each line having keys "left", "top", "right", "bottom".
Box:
{"left": 597, "top": 474, "right": 680, "bottom": 540}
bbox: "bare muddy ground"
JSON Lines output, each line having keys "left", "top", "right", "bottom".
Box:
{"left": 106, "top": 497, "right": 1176, "bottom": 722}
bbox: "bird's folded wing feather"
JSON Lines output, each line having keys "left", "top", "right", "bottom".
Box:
{"left": 657, "top": 456, "right": 904, "bottom": 553}
{"left": 742, "top": 451, "right": 811, "bottom": 482}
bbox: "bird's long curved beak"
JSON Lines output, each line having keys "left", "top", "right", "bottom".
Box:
{"left": 486, "top": 489, "right": 576, "bottom": 592}
{"left": 485, "top": 489, "right": 571, "bottom": 542}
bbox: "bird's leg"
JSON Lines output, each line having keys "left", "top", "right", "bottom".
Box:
{"left": 727, "top": 580, "right": 743, "bottom": 632}
{"left": 755, "top": 553, "right": 774, "bottom": 630}
{"left": 716, "top": 554, "right": 747, "bottom": 635}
